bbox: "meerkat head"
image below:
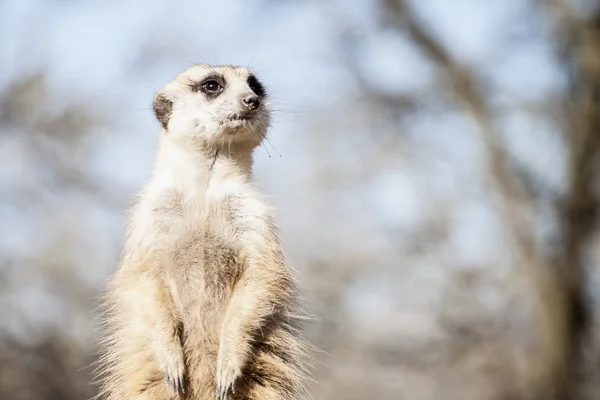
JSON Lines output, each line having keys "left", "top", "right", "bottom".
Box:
{"left": 152, "top": 64, "right": 270, "bottom": 149}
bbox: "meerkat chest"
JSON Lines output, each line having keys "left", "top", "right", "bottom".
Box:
{"left": 167, "top": 187, "right": 250, "bottom": 302}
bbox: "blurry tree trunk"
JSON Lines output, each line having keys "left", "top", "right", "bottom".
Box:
{"left": 553, "top": 6, "right": 600, "bottom": 399}
{"left": 380, "top": 1, "right": 600, "bottom": 398}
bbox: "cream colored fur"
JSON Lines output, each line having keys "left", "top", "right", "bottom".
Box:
{"left": 93, "top": 65, "right": 313, "bottom": 400}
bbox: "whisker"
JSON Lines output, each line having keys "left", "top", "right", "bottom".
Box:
{"left": 255, "top": 119, "right": 282, "bottom": 158}
{"left": 249, "top": 122, "right": 272, "bottom": 158}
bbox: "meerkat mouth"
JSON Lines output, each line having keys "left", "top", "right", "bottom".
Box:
{"left": 228, "top": 112, "right": 254, "bottom": 122}
{"left": 218, "top": 112, "right": 257, "bottom": 130}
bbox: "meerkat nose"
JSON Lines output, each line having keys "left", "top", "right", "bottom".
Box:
{"left": 242, "top": 94, "right": 260, "bottom": 110}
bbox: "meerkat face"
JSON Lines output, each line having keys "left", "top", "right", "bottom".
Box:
{"left": 152, "top": 64, "right": 270, "bottom": 148}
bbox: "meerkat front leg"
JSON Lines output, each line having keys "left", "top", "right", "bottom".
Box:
{"left": 216, "top": 213, "right": 294, "bottom": 400}
{"left": 129, "top": 269, "right": 186, "bottom": 395}
{"left": 151, "top": 278, "right": 186, "bottom": 395}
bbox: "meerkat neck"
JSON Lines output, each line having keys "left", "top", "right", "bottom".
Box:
{"left": 154, "top": 132, "right": 255, "bottom": 192}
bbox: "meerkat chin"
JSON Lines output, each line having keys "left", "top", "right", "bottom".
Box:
{"left": 93, "top": 64, "right": 313, "bottom": 400}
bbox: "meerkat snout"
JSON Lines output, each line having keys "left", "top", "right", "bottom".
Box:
{"left": 241, "top": 93, "right": 260, "bottom": 110}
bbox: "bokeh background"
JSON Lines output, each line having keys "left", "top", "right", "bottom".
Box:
{"left": 2, "top": 0, "right": 600, "bottom": 399}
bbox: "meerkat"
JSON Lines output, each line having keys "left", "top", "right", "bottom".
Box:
{"left": 94, "top": 64, "right": 313, "bottom": 400}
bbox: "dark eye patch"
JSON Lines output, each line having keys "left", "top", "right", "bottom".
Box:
{"left": 247, "top": 75, "right": 265, "bottom": 97}
{"left": 190, "top": 74, "right": 226, "bottom": 100}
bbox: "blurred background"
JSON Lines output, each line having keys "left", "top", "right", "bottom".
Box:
{"left": 1, "top": 0, "right": 600, "bottom": 399}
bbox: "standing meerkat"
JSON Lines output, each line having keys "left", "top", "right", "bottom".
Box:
{"left": 94, "top": 64, "right": 313, "bottom": 400}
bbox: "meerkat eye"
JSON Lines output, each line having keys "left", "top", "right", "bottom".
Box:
{"left": 201, "top": 80, "right": 222, "bottom": 93}
{"left": 247, "top": 75, "right": 265, "bottom": 97}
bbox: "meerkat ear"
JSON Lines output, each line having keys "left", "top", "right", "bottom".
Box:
{"left": 153, "top": 92, "right": 173, "bottom": 130}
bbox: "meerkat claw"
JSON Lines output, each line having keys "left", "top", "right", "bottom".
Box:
{"left": 218, "top": 381, "right": 230, "bottom": 400}
{"left": 217, "top": 361, "right": 239, "bottom": 399}
{"left": 179, "top": 376, "right": 185, "bottom": 394}
{"left": 219, "top": 384, "right": 225, "bottom": 400}
{"left": 164, "top": 372, "right": 172, "bottom": 392}
{"left": 164, "top": 370, "right": 184, "bottom": 395}
{"left": 158, "top": 344, "right": 185, "bottom": 394}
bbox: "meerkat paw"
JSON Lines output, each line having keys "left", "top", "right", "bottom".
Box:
{"left": 216, "top": 346, "right": 244, "bottom": 400}
{"left": 158, "top": 345, "right": 186, "bottom": 395}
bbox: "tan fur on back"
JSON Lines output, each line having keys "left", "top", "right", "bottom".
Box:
{"left": 93, "top": 64, "right": 314, "bottom": 400}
